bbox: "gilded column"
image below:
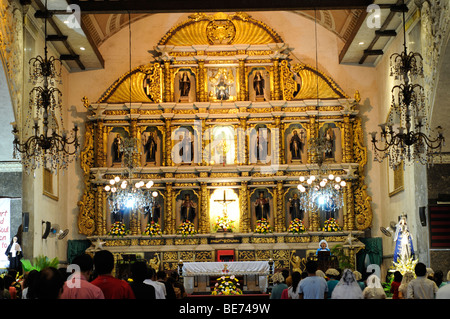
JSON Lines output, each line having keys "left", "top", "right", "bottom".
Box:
{"left": 342, "top": 115, "right": 354, "bottom": 163}
{"left": 130, "top": 119, "right": 139, "bottom": 167}
{"left": 343, "top": 181, "right": 355, "bottom": 231}
{"left": 95, "top": 120, "right": 105, "bottom": 167}
{"left": 163, "top": 60, "right": 172, "bottom": 102}
{"left": 307, "top": 116, "right": 318, "bottom": 164}
{"left": 164, "top": 118, "right": 173, "bottom": 166}
{"left": 199, "top": 182, "right": 209, "bottom": 234}
{"left": 239, "top": 181, "right": 251, "bottom": 232}
{"left": 197, "top": 60, "right": 207, "bottom": 102}
{"left": 272, "top": 59, "right": 282, "bottom": 100}
{"left": 275, "top": 181, "right": 285, "bottom": 232}
{"left": 275, "top": 117, "right": 284, "bottom": 165}
{"left": 238, "top": 117, "right": 248, "bottom": 165}
{"left": 164, "top": 183, "right": 175, "bottom": 234}
{"left": 95, "top": 186, "right": 104, "bottom": 235}
{"left": 238, "top": 58, "right": 247, "bottom": 101}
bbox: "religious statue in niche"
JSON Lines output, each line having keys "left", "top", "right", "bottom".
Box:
{"left": 179, "top": 133, "right": 194, "bottom": 164}
{"left": 255, "top": 129, "right": 268, "bottom": 163}
{"left": 178, "top": 71, "right": 191, "bottom": 101}
{"left": 144, "top": 202, "right": 161, "bottom": 224}
{"left": 180, "top": 193, "right": 197, "bottom": 223}
{"left": 253, "top": 70, "right": 265, "bottom": 100}
{"left": 209, "top": 68, "right": 234, "bottom": 101}
{"left": 289, "top": 129, "right": 304, "bottom": 161}
{"left": 254, "top": 191, "right": 270, "bottom": 220}
{"left": 288, "top": 193, "right": 304, "bottom": 221}
{"left": 143, "top": 130, "right": 158, "bottom": 164}
{"left": 319, "top": 123, "right": 336, "bottom": 161}
{"left": 111, "top": 133, "right": 124, "bottom": 165}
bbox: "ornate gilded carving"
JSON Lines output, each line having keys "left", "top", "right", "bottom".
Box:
{"left": 353, "top": 118, "right": 372, "bottom": 230}
{"left": 78, "top": 121, "right": 96, "bottom": 235}
{"left": 239, "top": 181, "right": 251, "bottom": 233}
{"left": 199, "top": 182, "right": 210, "bottom": 234}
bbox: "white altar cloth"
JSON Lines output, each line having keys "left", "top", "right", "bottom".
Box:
{"left": 182, "top": 261, "right": 269, "bottom": 293}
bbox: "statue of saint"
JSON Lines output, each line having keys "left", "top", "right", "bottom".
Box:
{"left": 179, "top": 72, "right": 191, "bottom": 98}
{"left": 254, "top": 191, "right": 270, "bottom": 220}
{"left": 289, "top": 193, "right": 303, "bottom": 220}
{"left": 5, "top": 236, "right": 22, "bottom": 271}
{"left": 255, "top": 130, "right": 268, "bottom": 162}
{"left": 111, "top": 133, "right": 123, "bottom": 164}
{"left": 149, "top": 254, "right": 161, "bottom": 272}
{"left": 180, "top": 194, "right": 197, "bottom": 223}
{"left": 144, "top": 131, "right": 157, "bottom": 164}
{"left": 216, "top": 76, "right": 230, "bottom": 100}
{"left": 179, "top": 134, "right": 194, "bottom": 163}
{"left": 253, "top": 71, "right": 265, "bottom": 97}
{"left": 393, "top": 216, "right": 414, "bottom": 263}
{"left": 289, "top": 130, "right": 303, "bottom": 161}
{"left": 144, "top": 203, "right": 160, "bottom": 224}
{"left": 324, "top": 126, "right": 335, "bottom": 159}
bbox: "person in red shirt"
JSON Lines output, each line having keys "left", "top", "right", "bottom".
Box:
{"left": 91, "top": 250, "right": 135, "bottom": 299}
{"left": 390, "top": 271, "right": 403, "bottom": 299}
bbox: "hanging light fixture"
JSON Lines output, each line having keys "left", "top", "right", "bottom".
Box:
{"left": 297, "top": 172, "right": 346, "bottom": 212}
{"left": 12, "top": 0, "right": 79, "bottom": 173}
{"left": 370, "top": 0, "right": 445, "bottom": 169}
{"left": 297, "top": 9, "right": 346, "bottom": 214}
{"left": 104, "top": 12, "right": 157, "bottom": 216}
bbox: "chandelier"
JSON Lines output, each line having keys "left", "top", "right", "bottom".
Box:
{"left": 297, "top": 173, "right": 347, "bottom": 212}
{"left": 370, "top": 1, "right": 445, "bottom": 169}
{"left": 12, "top": 1, "right": 79, "bottom": 173}
{"left": 296, "top": 10, "right": 347, "bottom": 214}
{"left": 104, "top": 137, "right": 158, "bottom": 214}
{"left": 104, "top": 13, "right": 157, "bottom": 216}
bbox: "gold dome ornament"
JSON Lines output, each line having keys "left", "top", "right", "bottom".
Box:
{"left": 206, "top": 14, "right": 236, "bottom": 45}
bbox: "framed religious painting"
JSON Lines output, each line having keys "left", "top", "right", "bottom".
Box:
{"left": 388, "top": 160, "right": 404, "bottom": 197}
{"left": 43, "top": 166, "right": 59, "bottom": 201}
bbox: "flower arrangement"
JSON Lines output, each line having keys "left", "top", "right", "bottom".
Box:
{"left": 211, "top": 275, "right": 243, "bottom": 295}
{"left": 108, "top": 221, "right": 130, "bottom": 237}
{"left": 322, "top": 218, "right": 342, "bottom": 232}
{"left": 390, "top": 256, "right": 418, "bottom": 275}
{"left": 143, "top": 221, "right": 162, "bottom": 236}
{"left": 288, "top": 218, "right": 306, "bottom": 234}
{"left": 213, "top": 214, "right": 234, "bottom": 232}
{"left": 177, "top": 220, "right": 197, "bottom": 236}
{"left": 254, "top": 218, "right": 272, "bottom": 234}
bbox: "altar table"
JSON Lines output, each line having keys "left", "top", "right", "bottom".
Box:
{"left": 182, "top": 261, "right": 270, "bottom": 294}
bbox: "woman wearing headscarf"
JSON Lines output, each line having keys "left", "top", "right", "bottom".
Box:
{"left": 270, "top": 272, "right": 288, "bottom": 299}
{"left": 316, "top": 240, "right": 330, "bottom": 255}
{"left": 363, "top": 274, "right": 386, "bottom": 299}
{"left": 331, "top": 269, "right": 363, "bottom": 299}
{"left": 398, "top": 271, "right": 415, "bottom": 299}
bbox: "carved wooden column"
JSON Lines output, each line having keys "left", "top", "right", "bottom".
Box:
{"left": 238, "top": 116, "right": 249, "bottom": 165}
{"left": 274, "top": 116, "right": 284, "bottom": 165}
{"left": 238, "top": 58, "right": 247, "bottom": 101}
{"left": 164, "top": 182, "right": 175, "bottom": 234}
{"left": 197, "top": 59, "right": 207, "bottom": 102}
{"left": 307, "top": 116, "right": 318, "bottom": 164}
{"left": 272, "top": 59, "right": 282, "bottom": 100}
{"left": 275, "top": 181, "right": 285, "bottom": 232}
{"left": 164, "top": 118, "right": 173, "bottom": 166}
{"left": 342, "top": 115, "right": 354, "bottom": 163}
{"left": 95, "top": 185, "right": 105, "bottom": 235}
{"left": 199, "top": 182, "right": 209, "bottom": 234}
{"left": 95, "top": 120, "right": 105, "bottom": 167}
{"left": 163, "top": 60, "right": 173, "bottom": 102}
{"left": 239, "top": 181, "right": 251, "bottom": 232}
{"left": 343, "top": 181, "right": 355, "bottom": 231}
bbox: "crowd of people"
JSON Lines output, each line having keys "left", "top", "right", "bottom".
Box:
{"left": 269, "top": 260, "right": 450, "bottom": 299}
{"left": 1, "top": 249, "right": 450, "bottom": 299}
{"left": 0, "top": 249, "right": 187, "bottom": 299}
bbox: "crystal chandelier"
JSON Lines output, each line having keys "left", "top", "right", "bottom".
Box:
{"left": 297, "top": 172, "right": 347, "bottom": 212}
{"left": 370, "top": 2, "right": 445, "bottom": 169}
{"left": 296, "top": 10, "right": 347, "bottom": 214}
{"left": 12, "top": 1, "right": 79, "bottom": 173}
{"left": 104, "top": 137, "right": 158, "bottom": 214}
{"left": 104, "top": 13, "right": 157, "bottom": 216}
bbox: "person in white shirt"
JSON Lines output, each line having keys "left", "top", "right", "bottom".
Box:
{"left": 143, "top": 267, "right": 166, "bottom": 299}
{"left": 407, "top": 262, "right": 438, "bottom": 299}
{"left": 298, "top": 260, "right": 328, "bottom": 299}
{"left": 436, "top": 270, "right": 450, "bottom": 299}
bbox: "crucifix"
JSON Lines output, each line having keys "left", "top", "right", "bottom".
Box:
{"left": 214, "top": 190, "right": 236, "bottom": 216}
